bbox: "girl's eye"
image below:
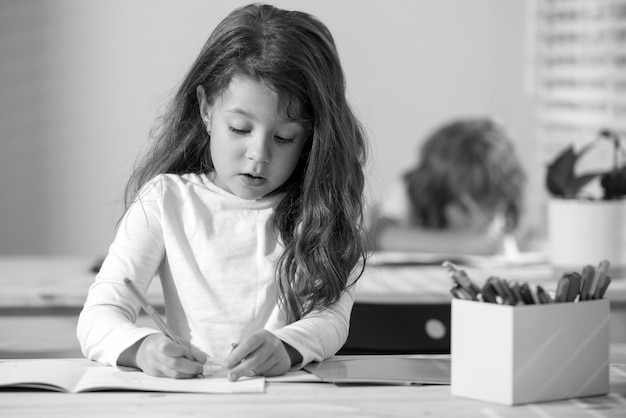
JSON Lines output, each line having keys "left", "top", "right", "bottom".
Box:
{"left": 229, "top": 126, "right": 249, "bottom": 135}
{"left": 275, "top": 135, "right": 295, "bottom": 144}
{"left": 229, "top": 126, "right": 295, "bottom": 143}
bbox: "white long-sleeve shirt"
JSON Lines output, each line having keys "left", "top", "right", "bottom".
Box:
{"left": 77, "top": 173, "right": 354, "bottom": 368}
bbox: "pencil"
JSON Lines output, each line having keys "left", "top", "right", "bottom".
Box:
{"left": 123, "top": 277, "right": 189, "bottom": 352}
{"left": 123, "top": 278, "right": 225, "bottom": 376}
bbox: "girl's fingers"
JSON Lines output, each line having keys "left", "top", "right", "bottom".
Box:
{"left": 174, "top": 358, "right": 205, "bottom": 377}
{"left": 236, "top": 351, "right": 290, "bottom": 379}
{"left": 227, "top": 346, "right": 266, "bottom": 381}
{"left": 159, "top": 340, "right": 206, "bottom": 376}
{"left": 226, "top": 335, "right": 293, "bottom": 381}
{"left": 156, "top": 356, "right": 204, "bottom": 378}
{"left": 252, "top": 357, "right": 282, "bottom": 376}
{"left": 160, "top": 339, "right": 206, "bottom": 363}
{"left": 226, "top": 337, "right": 280, "bottom": 381}
{"left": 161, "top": 339, "right": 191, "bottom": 357}
{"left": 189, "top": 345, "right": 208, "bottom": 364}
{"left": 224, "top": 335, "right": 265, "bottom": 369}
{"left": 135, "top": 334, "right": 204, "bottom": 378}
{"left": 243, "top": 354, "right": 278, "bottom": 377}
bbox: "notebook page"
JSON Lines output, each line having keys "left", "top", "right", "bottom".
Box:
{"left": 0, "top": 360, "right": 88, "bottom": 392}
{"left": 76, "top": 366, "right": 265, "bottom": 393}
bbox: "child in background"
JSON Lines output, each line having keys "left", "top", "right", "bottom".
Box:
{"left": 77, "top": 3, "right": 367, "bottom": 382}
{"left": 375, "top": 117, "right": 526, "bottom": 255}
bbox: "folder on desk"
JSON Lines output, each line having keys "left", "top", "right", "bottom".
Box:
{"left": 304, "top": 357, "right": 450, "bottom": 385}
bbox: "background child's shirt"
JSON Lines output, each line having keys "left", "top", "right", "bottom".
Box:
{"left": 77, "top": 173, "right": 354, "bottom": 368}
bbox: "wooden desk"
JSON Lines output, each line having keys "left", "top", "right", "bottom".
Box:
{"left": 1, "top": 345, "right": 625, "bottom": 417}
{"left": 1, "top": 256, "right": 626, "bottom": 358}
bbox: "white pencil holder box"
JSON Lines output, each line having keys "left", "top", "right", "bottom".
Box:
{"left": 450, "top": 298, "right": 609, "bottom": 405}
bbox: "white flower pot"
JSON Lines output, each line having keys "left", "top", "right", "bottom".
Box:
{"left": 548, "top": 198, "right": 626, "bottom": 277}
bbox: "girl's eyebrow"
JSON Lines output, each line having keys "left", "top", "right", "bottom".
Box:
{"left": 227, "top": 107, "right": 304, "bottom": 127}
{"left": 227, "top": 108, "right": 256, "bottom": 119}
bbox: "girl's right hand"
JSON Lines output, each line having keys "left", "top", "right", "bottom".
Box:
{"left": 132, "top": 334, "right": 207, "bottom": 378}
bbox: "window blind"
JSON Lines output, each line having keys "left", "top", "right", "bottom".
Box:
{"left": 531, "top": 0, "right": 626, "bottom": 173}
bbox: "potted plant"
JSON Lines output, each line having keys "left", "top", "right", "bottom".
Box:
{"left": 546, "top": 129, "right": 626, "bottom": 276}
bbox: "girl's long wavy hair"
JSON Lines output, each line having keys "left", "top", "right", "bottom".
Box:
{"left": 124, "top": 3, "right": 367, "bottom": 322}
{"left": 404, "top": 118, "right": 526, "bottom": 231}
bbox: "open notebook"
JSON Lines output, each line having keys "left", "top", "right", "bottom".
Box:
{"left": 304, "top": 357, "right": 450, "bottom": 385}
{"left": 0, "top": 359, "right": 264, "bottom": 393}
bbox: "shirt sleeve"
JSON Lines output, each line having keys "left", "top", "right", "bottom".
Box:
{"left": 271, "top": 274, "right": 357, "bottom": 368}
{"left": 76, "top": 177, "right": 166, "bottom": 366}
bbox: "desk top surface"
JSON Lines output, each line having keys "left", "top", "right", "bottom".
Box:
{"left": 1, "top": 255, "right": 625, "bottom": 308}
{"left": 1, "top": 346, "right": 625, "bottom": 418}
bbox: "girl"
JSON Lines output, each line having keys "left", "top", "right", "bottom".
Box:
{"left": 375, "top": 118, "right": 526, "bottom": 255}
{"left": 77, "top": 3, "right": 367, "bottom": 382}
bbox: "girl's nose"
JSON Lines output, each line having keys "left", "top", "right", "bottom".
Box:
{"left": 246, "top": 134, "right": 271, "bottom": 163}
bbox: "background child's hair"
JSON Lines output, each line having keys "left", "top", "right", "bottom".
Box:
{"left": 124, "top": 3, "right": 367, "bottom": 322}
{"left": 403, "top": 118, "right": 526, "bottom": 230}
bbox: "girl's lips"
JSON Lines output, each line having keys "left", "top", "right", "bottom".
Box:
{"left": 239, "top": 173, "right": 266, "bottom": 187}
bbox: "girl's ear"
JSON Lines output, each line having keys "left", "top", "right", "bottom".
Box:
{"left": 196, "top": 85, "right": 212, "bottom": 129}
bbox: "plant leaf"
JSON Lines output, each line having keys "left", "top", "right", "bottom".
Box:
{"left": 546, "top": 146, "right": 578, "bottom": 196}
{"left": 546, "top": 143, "right": 602, "bottom": 197}
{"left": 567, "top": 173, "right": 601, "bottom": 197}
{"left": 601, "top": 166, "right": 626, "bottom": 199}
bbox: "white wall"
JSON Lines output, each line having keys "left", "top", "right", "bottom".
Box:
{"left": 0, "top": 0, "right": 537, "bottom": 255}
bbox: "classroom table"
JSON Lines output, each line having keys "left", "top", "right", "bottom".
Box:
{"left": 0, "top": 345, "right": 625, "bottom": 418}
{"left": 1, "top": 255, "right": 626, "bottom": 358}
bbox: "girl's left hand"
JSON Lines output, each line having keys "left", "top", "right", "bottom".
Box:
{"left": 223, "top": 330, "right": 294, "bottom": 381}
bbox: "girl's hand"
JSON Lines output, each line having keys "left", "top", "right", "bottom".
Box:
{"left": 131, "top": 333, "right": 207, "bottom": 379}
{"left": 223, "top": 330, "right": 299, "bottom": 381}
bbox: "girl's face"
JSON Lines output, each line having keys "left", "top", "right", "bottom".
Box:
{"left": 197, "top": 75, "right": 307, "bottom": 200}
